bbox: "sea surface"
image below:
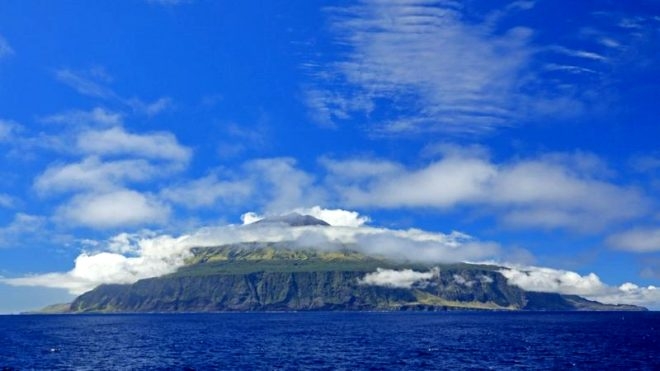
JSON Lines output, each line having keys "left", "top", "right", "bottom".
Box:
{"left": 0, "top": 311, "right": 658, "bottom": 370}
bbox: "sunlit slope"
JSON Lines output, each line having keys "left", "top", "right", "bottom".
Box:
{"left": 69, "top": 244, "right": 645, "bottom": 313}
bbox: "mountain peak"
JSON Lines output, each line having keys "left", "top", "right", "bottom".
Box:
{"left": 253, "top": 213, "right": 331, "bottom": 227}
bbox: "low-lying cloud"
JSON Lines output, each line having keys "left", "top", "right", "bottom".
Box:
{"left": 1, "top": 208, "right": 498, "bottom": 295}
{"left": 3, "top": 206, "right": 658, "bottom": 308}
{"left": 501, "top": 265, "right": 660, "bottom": 308}
{"left": 360, "top": 268, "right": 438, "bottom": 289}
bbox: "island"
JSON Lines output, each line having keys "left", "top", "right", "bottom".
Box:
{"left": 42, "top": 215, "right": 647, "bottom": 313}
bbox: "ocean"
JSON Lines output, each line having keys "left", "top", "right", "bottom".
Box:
{"left": 0, "top": 312, "right": 658, "bottom": 370}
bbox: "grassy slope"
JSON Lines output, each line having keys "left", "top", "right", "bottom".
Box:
{"left": 67, "top": 244, "right": 646, "bottom": 312}
{"left": 176, "top": 243, "right": 497, "bottom": 276}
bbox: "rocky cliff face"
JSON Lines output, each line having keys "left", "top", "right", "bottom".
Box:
{"left": 71, "top": 271, "right": 413, "bottom": 312}
{"left": 68, "top": 244, "right": 645, "bottom": 313}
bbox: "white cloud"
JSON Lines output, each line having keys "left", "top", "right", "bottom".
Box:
{"left": 329, "top": 156, "right": 496, "bottom": 208}
{"left": 128, "top": 97, "right": 173, "bottom": 116}
{"left": 320, "top": 157, "right": 402, "bottom": 180}
{"left": 304, "top": 88, "right": 374, "bottom": 128}
{"left": 57, "top": 190, "right": 170, "bottom": 229}
{"left": 0, "top": 35, "right": 14, "bottom": 58}
{"left": 630, "top": 154, "right": 660, "bottom": 173}
{"left": 240, "top": 212, "right": 263, "bottom": 225}
{"left": 6, "top": 206, "right": 657, "bottom": 308}
{"left": 31, "top": 110, "right": 191, "bottom": 229}
{"left": 0, "top": 213, "right": 48, "bottom": 248}
{"left": 307, "top": 0, "right": 538, "bottom": 133}
{"left": 324, "top": 150, "right": 647, "bottom": 231}
{"left": 0, "top": 119, "right": 21, "bottom": 142}
{"left": 55, "top": 69, "right": 117, "bottom": 99}
{"left": 231, "top": 210, "right": 491, "bottom": 262}
{"left": 292, "top": 206, "right": 370, "bottom": 227}
{"left": 161, "top": 174, "right": 252, "bottom": 208}
{"left": 76, "top": 126, "right": 191, "bottom": 164}
{"left": 306, "top": 1, "right": 651, "bottom": 135}
{"left": 0, "top": 194, "right": 14, "bottom": 208}
{"left": 507, "top": 1, "right": 535, "bottom": 11}
{"left": 488, "top": 160, "right": 641, "bottom": 231}
{"left": 53, "top": 69, "right": 174, "bottom": 117}
{"left": 604, "top": 283, "right": 660, "bottom": 308}
{"left": 242, "top": 206, "right": 370, "bottom": 228}
{"left": 607, "top": 228, "right": 660, "bottom": 253}
{"left": 500, "top": 265, "right": 660, "bottom": 308}
{"left": 42, "top": 107, "right": 123, "bottom": 127}
{"left": 453, "top": 274, "right": 475, "bottom": 287}
{"left": 360, "top": 267, "right": 437, "bottom": 288}
{"left": 2, "top": 233, "right": 191, "bottom": 294}
{"left": 244, "top": 158, "right": 326, "bottom": 213}
{"left": 31, "top": 124, "right": 189, "bottom": 230}
{"left": 3, "top": 208, "right": 497, "bottom": 293}
{"left": 549, "top": 46, "right": 608, "bottom": 62}
{"left": 500, "top": 266, "right": 606, "bottom": 296}
{"left": 35, "top": 157, "right": 158, "bottom": 195}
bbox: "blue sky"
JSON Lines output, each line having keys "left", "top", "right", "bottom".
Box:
{"left": 1, "top": 0, "right": 660, "bottom": 312}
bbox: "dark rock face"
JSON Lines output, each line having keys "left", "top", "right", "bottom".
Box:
{"left": 252, "top": 213, "right": 331, "bottom": 227}
{"left": 67, "top": 245, "right": 647, "bottom": 313}
{"left": 522, "top": 292, "right": 644, "bottom": 311}
{"left": 71, "top": 272, "right": 417, "bottom": 312}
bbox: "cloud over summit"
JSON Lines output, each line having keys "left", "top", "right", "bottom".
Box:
{"left": 5, "top": 207, "right": 657, "bottom": 308}
{"left": 1, "top": 208, "right": 497, "bottom": 295}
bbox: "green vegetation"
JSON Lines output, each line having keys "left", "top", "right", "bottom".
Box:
{"left": 65, "top": 244, "right": 646, "bottom": 313}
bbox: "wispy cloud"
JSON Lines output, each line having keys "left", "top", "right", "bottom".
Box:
{"left": 640, "top": 258, "right": 660, "bottom": 280}
{"left": 548, "top": 46, "right": 608, "bottom": 62}
{"left": 306, "top": 0, "right": 535, "bottom": 133}
{"left": 54, "top": 68, "right": 173, "bottom": 116}
{"left": 243, "top": 158, "right": 327, "bottom": 213}
{"left": 304, "top": 1, "right": 660, "bottom": 135}
{"left": 217, "top": 120, "right": 271, "bottom": 159}
{"left": 630, "top": 154, "right": 660, "bottom": 174}
{"left": 0, "top": 194, "right": 14, "bottom": 209}
{"left": 127, "top": 97, "right": 174, "bottom": 116}
{"left": 0, "top": 35, "right": 14, "bottom": 58}
{"left": 0, "top": 119, "right": 21, "bottom": 142}
{"left": 161, "top": 174, "right": 252, "bottom": 209}
{"left": 0, "top": 213, "right": 47, "bottom": 248}
{"left": 56, "top": 69, "right": 118, "bottom": 99}
{"left": 42, "top": 107, "right": 123, "bottom": 128}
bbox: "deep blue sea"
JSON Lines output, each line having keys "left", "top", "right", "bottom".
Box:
{"left": 0, "top": 312, "right": 658, "bottom": 370}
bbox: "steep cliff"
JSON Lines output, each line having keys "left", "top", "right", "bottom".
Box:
{"left": 68, "top": 244, "right": 645, "bottom": 313}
